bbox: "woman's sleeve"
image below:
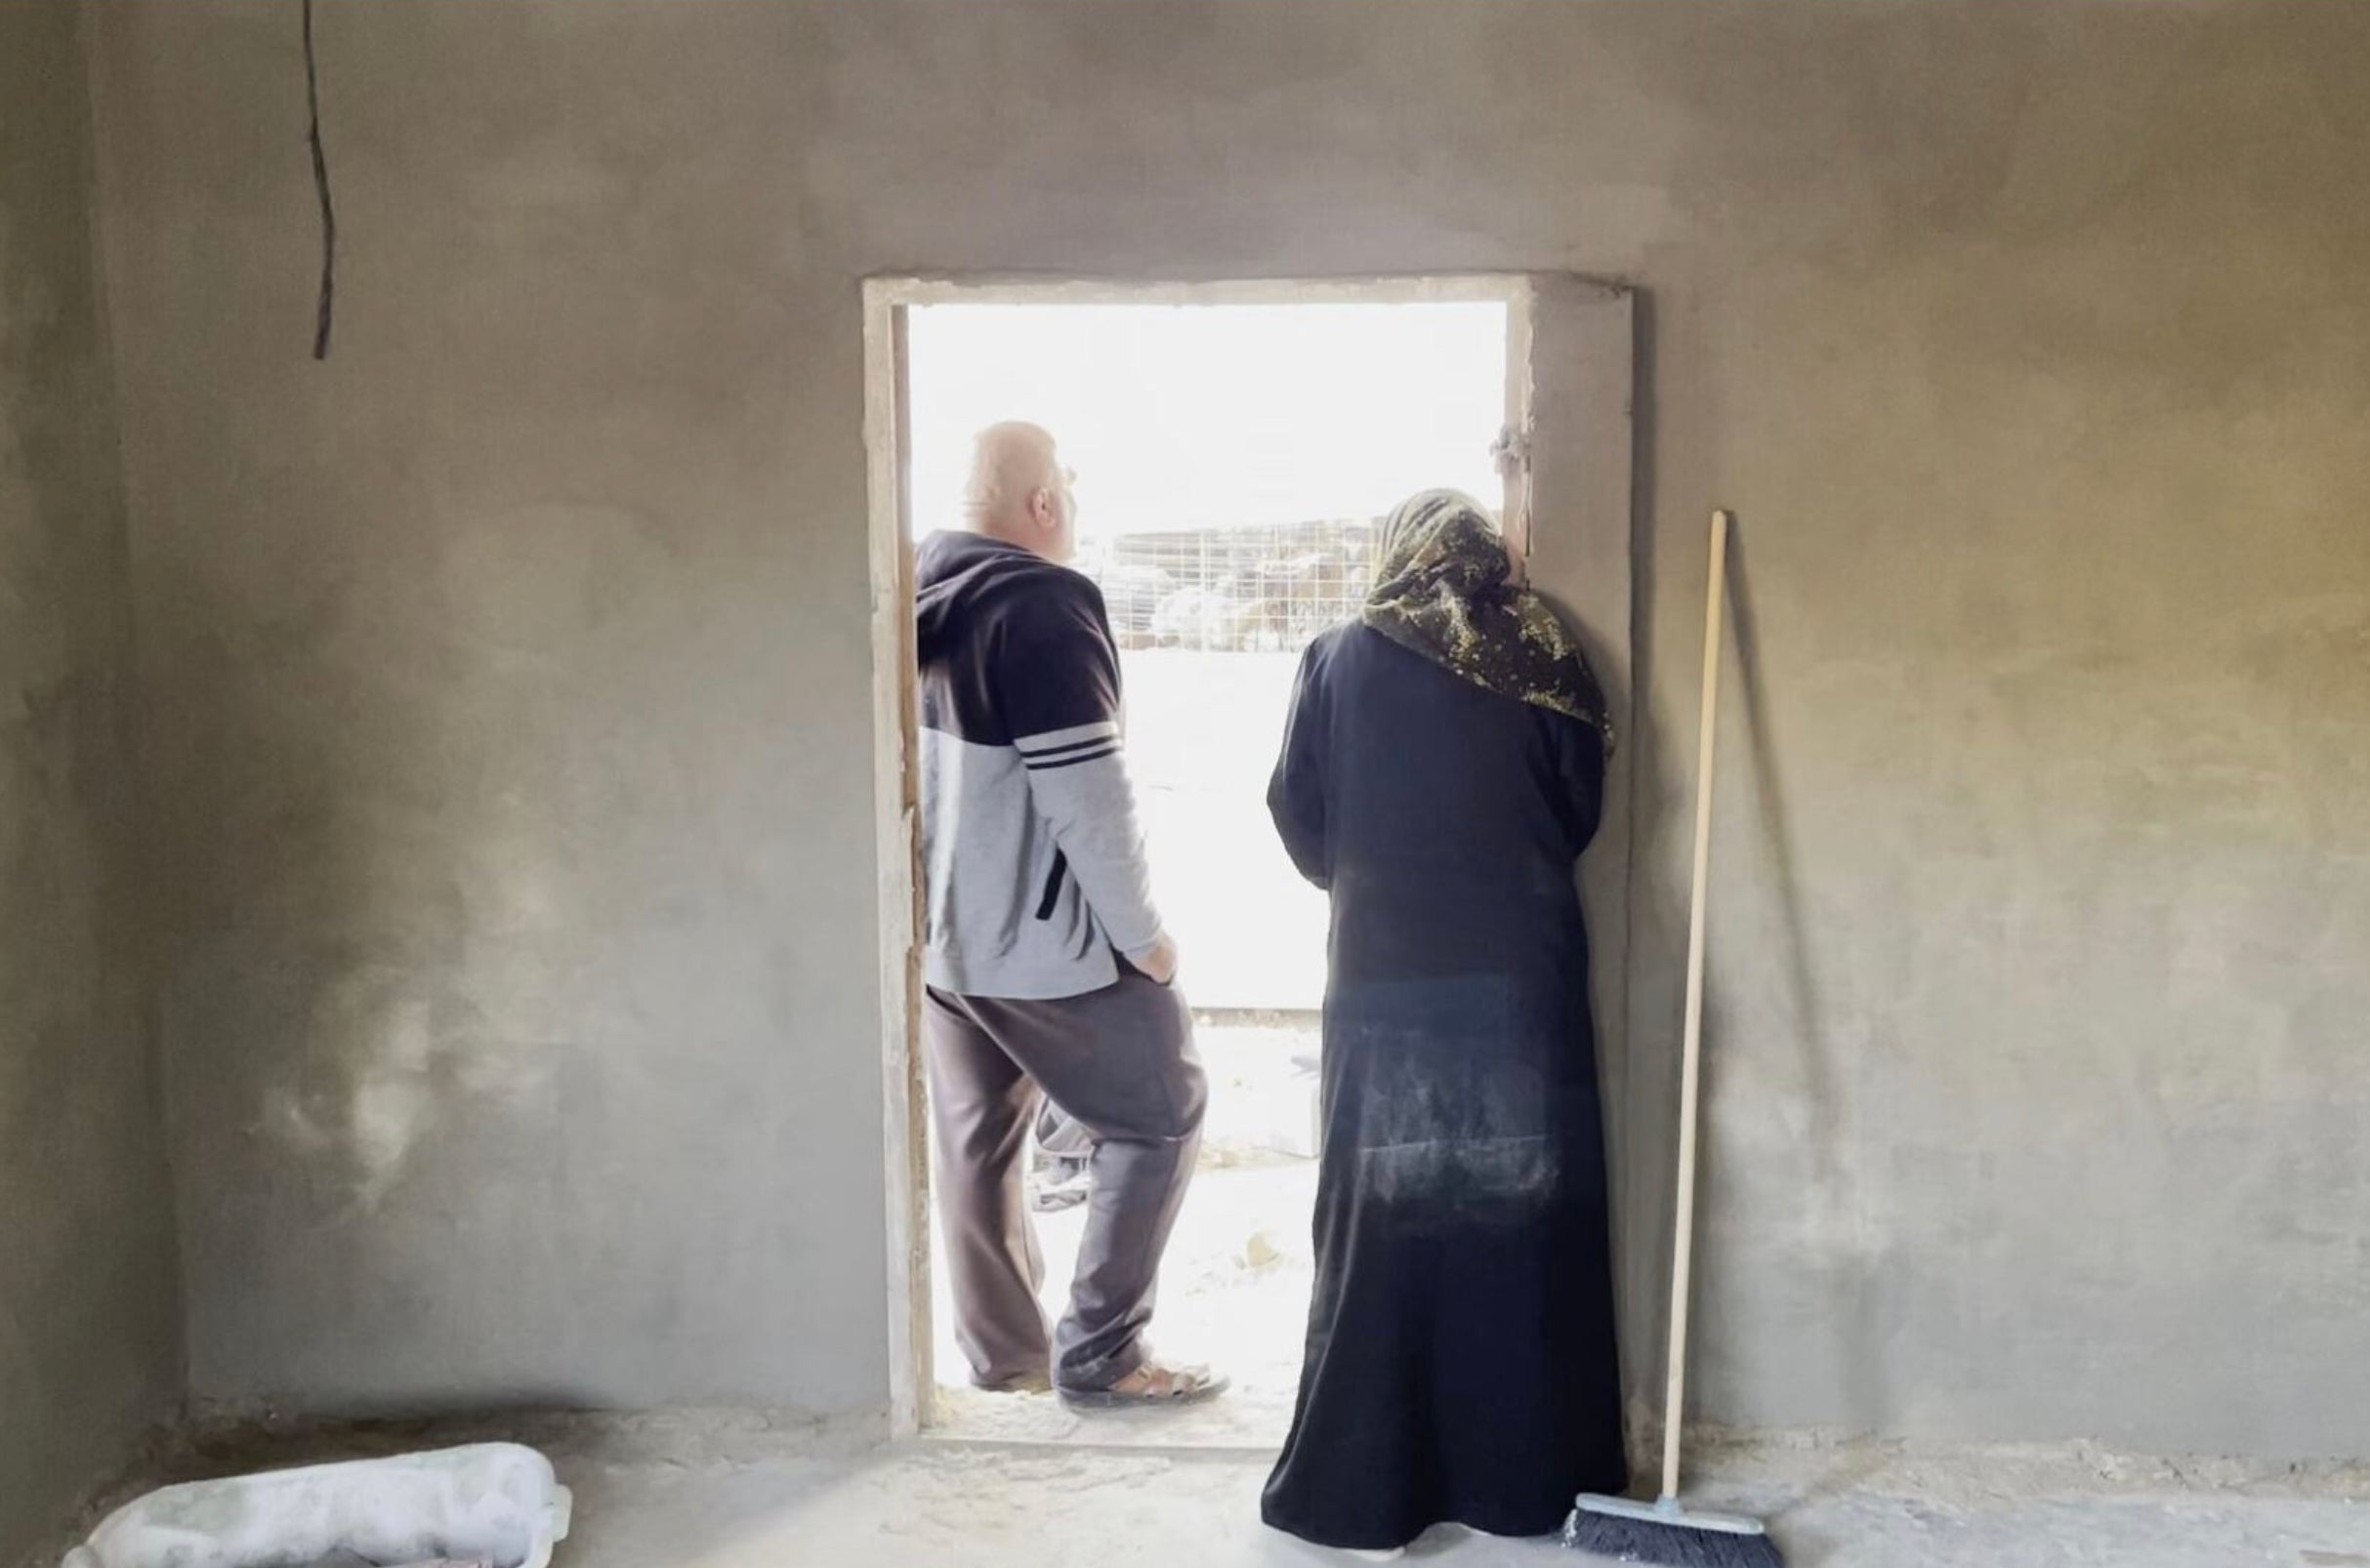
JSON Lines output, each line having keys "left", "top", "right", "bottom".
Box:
{"left": 1267, "top": 639, "right": 1332, "bottom": 889}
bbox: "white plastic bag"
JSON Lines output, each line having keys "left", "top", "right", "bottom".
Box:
{"left": 62, "top": 1443, "right": 571, "bottom": 1568}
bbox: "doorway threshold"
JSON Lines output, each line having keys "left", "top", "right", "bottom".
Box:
{"left": 921, "top": 1382, "right": 1291, "bottom": 1457}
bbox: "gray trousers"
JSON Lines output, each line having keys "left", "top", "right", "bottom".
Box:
{"left": 924, "top": 970, "right": 1206, "bottom": 1392}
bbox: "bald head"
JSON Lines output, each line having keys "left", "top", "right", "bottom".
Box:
{"left": 961, "top": 422, "right": 1077, "bottom": 562}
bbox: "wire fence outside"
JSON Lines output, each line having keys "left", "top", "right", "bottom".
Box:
{"left": 1078, "top": 518, "right": 1376, "bottom": 653}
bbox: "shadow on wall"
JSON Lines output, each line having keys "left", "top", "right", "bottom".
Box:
{"left": 1725, "top": 519, "right": 1876, "bottom": 1430}
{"left": 1597, "top": 298, "right": 1860, "bottom": 1457}
{"left": 1613, "top": 516, "right": 1874, "bottom": 1453}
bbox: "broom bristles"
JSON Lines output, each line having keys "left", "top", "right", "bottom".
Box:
{"left": 1560, "top": 1506, "right": 1785, "bottom": 1567}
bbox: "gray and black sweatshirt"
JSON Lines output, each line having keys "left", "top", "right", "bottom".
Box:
{"left": 915, "top": 531, "right": 1164, "bottom": 1000}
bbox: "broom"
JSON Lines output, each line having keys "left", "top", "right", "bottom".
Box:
{"left": 1563, "top": 511, "right": 1781, "bottom": 1568}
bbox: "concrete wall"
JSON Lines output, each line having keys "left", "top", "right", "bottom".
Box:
{"left": 0, "top": 4, "right": 182, "bottom": 1560}
{"left": 86, "top": 1, "right": 2370, "bottom": 1457}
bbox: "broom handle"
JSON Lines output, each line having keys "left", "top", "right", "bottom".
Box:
{"left": 1660, "top": 509, "right": 1730, "bottom": 1502}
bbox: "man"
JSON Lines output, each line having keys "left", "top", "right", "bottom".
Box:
{"left": 914, "top": 422, "right": 1226, "bottom": 1408}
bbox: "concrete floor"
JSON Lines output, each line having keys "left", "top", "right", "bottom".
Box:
{"left": 67, "top": 1409, "right": 2369, "bottom": 1568}
{"left": 530, "top": 1420, "right": 2370, "bottom": 1568}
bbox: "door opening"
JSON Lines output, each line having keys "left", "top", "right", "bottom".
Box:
{"left": 873, "top": 282, "right": 1525, "bottom": 1448}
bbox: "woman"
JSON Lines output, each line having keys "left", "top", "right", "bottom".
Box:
{"left": 1261, "top": 490, "right": 1627, "bottom": 1554}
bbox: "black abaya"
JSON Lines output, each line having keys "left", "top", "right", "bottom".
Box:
{"left": 1260, "top": 623, "right": 1628, "bottom": 1550}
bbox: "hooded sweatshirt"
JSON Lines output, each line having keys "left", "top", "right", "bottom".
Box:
{"left": 915, "top": 530, "right": 1164, "bottom": 1000}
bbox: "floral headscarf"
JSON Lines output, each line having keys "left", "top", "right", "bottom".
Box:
{"left": 1361, "top": 488, "right": 1613, "bottom": 750}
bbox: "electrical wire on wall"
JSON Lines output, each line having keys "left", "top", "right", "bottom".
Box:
{"left": 303, "top": 0, "right": 335, "bottom": 359}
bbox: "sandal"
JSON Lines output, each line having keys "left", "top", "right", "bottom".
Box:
{"left": 1058, "top": 1360, "right": 1229, "bottom": 1410}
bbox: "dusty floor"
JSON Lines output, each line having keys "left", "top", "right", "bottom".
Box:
{"left": 523, "top": 1418, "right": 2370, "bottom": 1568}
{"left": 65, "top": 1411, "right": 2370, "bottom": 1568}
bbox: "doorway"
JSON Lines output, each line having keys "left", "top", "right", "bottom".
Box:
{"left": 863, "top": 276, "right": 1640, "bottom": 1449}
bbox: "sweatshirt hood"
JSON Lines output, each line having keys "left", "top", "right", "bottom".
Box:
{"left": 915, "top": 531, "right": 1075, "bottom": 663}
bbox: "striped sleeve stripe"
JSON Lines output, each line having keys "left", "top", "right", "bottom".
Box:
{"left": 1017, "top": 721, "right": 1121, "bottom": 755}
{"left": 1024, "top": 743, "right": 1121, "bottom": 772}
{"left": 1020, "top": 734, "right": 1124, "bottom": 763}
